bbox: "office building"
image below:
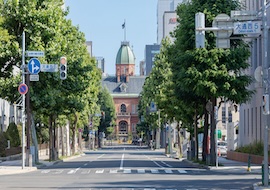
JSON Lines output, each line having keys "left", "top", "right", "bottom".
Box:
{"left": 163, "top": 11, "right": 178, "bottom": 42}
{"left": 95, "top": 57, "right": 105, "bottom": 73}
{"left": 145, "top": 44, "right": 160, "bottom": 75}
{"left": 157, "top": 0, "right": 183, "bottom": 44}
{"left": 86, "top": 41, "right": 92, "bottom": 57}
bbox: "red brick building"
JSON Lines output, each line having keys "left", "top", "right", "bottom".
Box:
{"left": 102, "top": 41, "right": 146, "bottom": 141}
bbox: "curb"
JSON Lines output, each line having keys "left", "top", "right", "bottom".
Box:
{"left": 37, "top": 153, "right": 85, "bottom": 168}
{"left": 182, "top": 159, "right": 209, "bottom": 169}
{"left": 253, "top": 182, "right": 270, "bottom": 190}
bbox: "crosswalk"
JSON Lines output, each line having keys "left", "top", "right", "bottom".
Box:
{"left": 41, "top": 168, "right": 188, "bottom": 175}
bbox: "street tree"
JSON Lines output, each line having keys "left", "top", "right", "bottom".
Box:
{"left": 97, "top": 86, "right": 116, "bottom": 147}
{"left": 1, "top": 0, "right": 101, "bottom": 160}
{"left": 169, "top": 0, "right": 253, "bottom": 164}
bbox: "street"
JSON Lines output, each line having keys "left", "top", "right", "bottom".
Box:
{"left": 0, "top": 146, "right": 260, "bottom": 190}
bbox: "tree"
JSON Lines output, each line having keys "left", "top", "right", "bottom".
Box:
{"left": 1, "top": 0, "right": 101, "bottom": 160}
{"left": 169, "top": 0, "right": 253, "bottom": 164}
{"left": 97, "top": 86, "right": 116, "bottom": 147}
{"left": 5, "top": 122, "right": 20, "bottom": 147}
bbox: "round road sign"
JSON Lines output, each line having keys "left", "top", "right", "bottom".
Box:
{"left": 18, "top": 83, "right": 28, "bottom": 95}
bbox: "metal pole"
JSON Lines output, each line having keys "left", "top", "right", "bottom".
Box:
{"left": 216, "top": 122, "right": 218, "bottom": 168}
{"left": 262, "top": 0, "right": 269, "bottom": 186}
{"left": 214, "top": 106, "right": 218, "bottom": 168}
{"left": 21, "top": 31, "right": 26, "bottom": 169}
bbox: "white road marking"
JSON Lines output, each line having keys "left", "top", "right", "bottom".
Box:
{"left": 97, "top": 154, "right": 105, "bottom": 159}
{"left": 120, "top": 153, "right": 125, "bottom": 170}
{"left": 110, "top": 169, "right": 118, "bottom": 173}
{"left": 41, "top": 170, "right": 50, "bottom": 174}
{"left": 81, "top": 170, "right": 91, "bottom": 174}
{"left": 68, "top": 170, "right": 75, "bottom": 174}
{"left": 123, "top": 169, "right": 131, "bottom": 173}
{"left": 165, "top": 169, "right": 173, "bottom": 173}
{"left": 150, "top": 169, "right": 159, "bottom": 173}
{"left": 54, "top": 170, "right": 63, "bottom": 174}
{"left": 95, "top": 169, "right": 104, "bottom": 173}
{"left": 161, "top": 161, "right": 172, "bottom": 167}
{"left": 145, "top": 155, "right": 164, "bottom": 168}
{"left": 68, "top": 167, "right": 80, "bottom": 174}
{"left": 178, "top": 169, "right": 187, "bottom": 173}
{"left": 138, "top": 169, "right": 145, "bottom": 173}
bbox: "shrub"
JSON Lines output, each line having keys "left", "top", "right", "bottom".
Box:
{"left": 6, "top": 122, "right": 21, "bottom": 147}
{"left": 235, "top": 141, "right": 264, "bottom": 156}
{"left": 0, "top": 131, "right": 8, "bottom": 157}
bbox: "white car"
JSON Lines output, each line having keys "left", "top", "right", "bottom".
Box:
{"left": 217, "top": 141, "right": 227, "bottom": 156}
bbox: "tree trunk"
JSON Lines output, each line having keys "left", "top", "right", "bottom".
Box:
{"left": 61, "top": 126, "right": 65, "bottom": 156}
{"left": 71, "top": 113, "right": 78, "bottom": 155}
{"left": 210, "top": 97, "right": 217, "bottom": 165}
{"left": 177, "top": 121, "right": 183, "bottom": 158}
{"left": 202, "top": 106, "right": 209, "bottom": 162}
{"left": 49, "top": 115, "right": 53, "bottom": 161}
{"left": 52, "top": 118, "right": 58, "bottom": 160}
{"left": 194, "top": 109, "right": 199, "bottom": 161}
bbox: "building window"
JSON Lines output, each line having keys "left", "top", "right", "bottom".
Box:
{"left": 132, "top": 123, "right": 136, "bottom": 132}
{"left": 120, "top": 104, "right": 126, "bottom": 113}
{"left": 119, "top": 121, "right": 127, "bottom": 132}
{"left": 132, "top": 104, "right": 136, "bottom": 113}
{"left": 228, "top": 111, "right": 232, "bottom": 123}
{"left": 222, "top": 107, "right": 226, "bottom": 123}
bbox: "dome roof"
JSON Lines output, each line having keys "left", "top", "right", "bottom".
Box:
{"left": 116, "top": 41, "right": 135, "bottom": 64}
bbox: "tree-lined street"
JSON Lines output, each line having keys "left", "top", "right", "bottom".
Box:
{"left": 0, "top": 146, "right": 260, "bottom": 190}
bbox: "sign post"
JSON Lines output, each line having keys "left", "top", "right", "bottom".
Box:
{"left": 21, "top": 32, "right": 26, "bottom": 169}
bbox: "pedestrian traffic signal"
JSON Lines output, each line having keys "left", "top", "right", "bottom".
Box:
{"left": 60, "top": 56, "right": 67, "bottom": 80}
{"left": 262, "top": 94, "right": 270, "bottom": 115}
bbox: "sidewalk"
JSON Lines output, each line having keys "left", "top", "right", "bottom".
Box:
{"left": 182, "top": 156, "right": 269, "bottom": 190}
{"left": 0, "top": 154, "right": 80, "bottom": 176}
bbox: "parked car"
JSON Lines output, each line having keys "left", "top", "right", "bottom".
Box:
{"left": 217, "top": 141, "right": 227, "bottom": 156}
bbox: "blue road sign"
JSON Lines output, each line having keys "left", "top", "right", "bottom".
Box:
{"left": 28, "top": 58, "right": 41, "bottom": 74}
{"left": 18, "top": 83, "right": 28, "bottom": 95}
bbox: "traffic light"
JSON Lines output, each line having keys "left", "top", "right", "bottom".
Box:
{"left": 60, "top": 56, "right": 67, "bottom": 80}
{"left": 262, "top": 94, "right": 270, "bottom": 115}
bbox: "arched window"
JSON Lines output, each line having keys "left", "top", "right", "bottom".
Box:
{"left": 119, "top": 121, "right": 127, "bottom": 132}
{"left": 121, "top": 104, "right": 126, "bottom": 113}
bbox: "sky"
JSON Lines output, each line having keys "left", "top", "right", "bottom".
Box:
{"left": 65, "top": 0, "right": 158, "bottom": 75}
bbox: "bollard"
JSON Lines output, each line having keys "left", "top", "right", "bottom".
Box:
{"left": 247, "top": 154, "right": 251, "bottom": 172}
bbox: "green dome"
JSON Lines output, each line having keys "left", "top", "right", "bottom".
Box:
{"left": 116, "top": 42, "right": 135, "bottom": 64}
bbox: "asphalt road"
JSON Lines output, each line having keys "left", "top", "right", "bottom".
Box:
{"left": 0, "top": 146, "right": 261, "bottom": 190}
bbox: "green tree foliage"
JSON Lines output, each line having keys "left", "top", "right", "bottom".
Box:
{"left": 97, "top": 86, "right": 116, "bottom": 137}
{"left": 0, "top": 0, "right": 101, "bottom": 159}
{"left": 5, "top": 122, "right": 20, "bottom": 147}
{"left": 169, "top": 0, "right": 253, "bottom": 163}
{"left": 0, "top": 9, "right": 20, "bottom": 78}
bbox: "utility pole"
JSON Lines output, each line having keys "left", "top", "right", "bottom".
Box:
{"left": 262, "top": 0, "right": 269, "bottom": 186}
